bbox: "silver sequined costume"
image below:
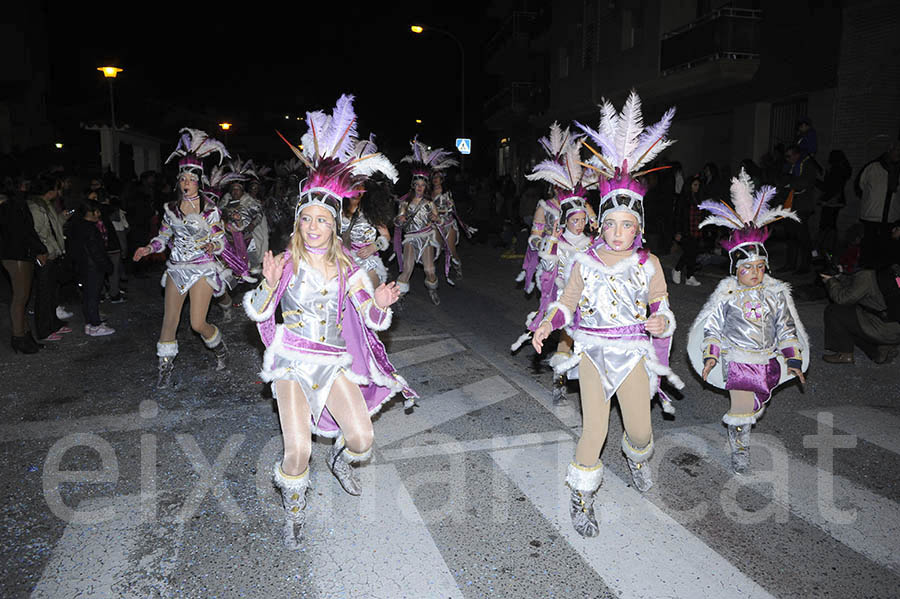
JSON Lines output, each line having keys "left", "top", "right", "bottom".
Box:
{"left": 341, "top": 211, "right": 388, "bottom": 284}
{"left": 149, "top": 202, "right": 230, "bottom": 296}
{"left": 399, "top": 198, "right": 440, "bottom": 264}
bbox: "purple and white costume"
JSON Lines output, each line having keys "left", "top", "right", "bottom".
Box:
{"left": 341, "top": 210, "right": 389, "bottom": 284}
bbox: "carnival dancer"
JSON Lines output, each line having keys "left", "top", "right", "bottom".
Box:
{"left": 510, "top": 141, "right": 595, "bottom": 404}
{"left": 517, "top": 123, "right": 598, "bottom": 294}
{"left": 247, "top": 95, "right": 416, "bottom": 548}
{"left": 531, "top": 92, "right": 683, "bottom": 537}
{"left": 133, "top": 128, "right": 232, "bottom": 386}
{"left": 395, "top": 138, "right": 442, "bottom": 305}
{"left": 341, "top": 136, "right": 396, "bottom": 287}
{"left": 431, "top": 165, "right": 475, "bottom": 285}
{"left": 688, "top": 169, "right": 809, "bottom": 474}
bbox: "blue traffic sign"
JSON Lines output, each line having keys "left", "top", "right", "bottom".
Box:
{"left": 455, "top": 138, "right": 472, "bottom": 155}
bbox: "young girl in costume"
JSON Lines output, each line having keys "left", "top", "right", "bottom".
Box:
{"left": 244, "top": 95, "right": 415, "bottom": 548}
{"left": 341, "top": 136, "right": 394, "bottom": 287}
{"left": 394, "top": 138, "right": 446, "bottom": 305}
{"left": 532, "top": 92, "right": 683, "bottom": 537}
{"left": 133, "top": 128, "right": 232, "bottom": 386}
{"left": 517, "top": 123, "right": 598, "bottom": 294}
{"left": 688, "top": 169, "right": 809, "bottom": 474}
{"left": 431, "top": 169, "right": 475, "bottom": 285}
{"left": 510, "top": 139, "right": 594, "bottom": 405}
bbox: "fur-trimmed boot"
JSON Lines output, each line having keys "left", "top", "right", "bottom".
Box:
{"left": 395, "top": 281, "right": 410, "bottom": 311}
{"left": 203, "top": 326, "right": 227, "bottom": 371}
{"left": 565, "top": 461, "right": 603, "bottom": 537}
{"left": 551, "top": 374, "right": 567, "bottom": 405}
{"left": 425, "top": 278, "right": 440, "bottom": 306}
{"left": 273, "top": 463, "right": 310, "bottom": 550}
{"left": 156, "top": 341, "right": 178, "bottom": 388}
{"left": 327, "top": 436, "right": 371, "bottom": 496}
{"left": 723, "top": 408, "right": 762, "bottom": 475}
{"left": 622, "top": 433, "right": 654, "bottom": 493}
{"left": 219, "top": 299, "right": 234, "bottom": 323}
{"left": 451, "top": 257, "right": 463, "bottom": 281}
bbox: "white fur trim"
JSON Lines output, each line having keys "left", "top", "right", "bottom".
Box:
{"left": 202, "top": 326, "right": 221, "bottom": 348}
{"left": 424, "top": 278, "right": 438, "bottom": 290}
{"left": 621, "top": 433, "right": 654, "bottom": 463}
{"left": 397, "top": 281, "right": 410, "bottom": 294}
{"left": 273, "top": 463, "right": 310, "bottom": 491}
{"left": 258, "top": 326, "right": 352, "bottom": 382}
{"left": 563, "top": 335, "right": 685, "bottom": 391}
{"left": 527, "top": 235, "right": 542, "bottom": 251}
{"left": 510, "top": 331, "right": 533, "bottom": 352}
{"left": 350, "top": 271, "right": 394, "bottom": 331}
{"left": 654, "top": 307, "right": 677, "bottom": 339}
{"left": 572, "top": 248, "right": 644, "bottom": 276}
{"left": 546, "top": 301, "right": 573, "bottom": 328}
{"left": 515, "top": 270, "right": 526, "bottom": 283}
{"left": 723, "top": 405, "right": 765, "bottom": 426}
{"left": 157, "top": 341, "right": 178, "bottom": 358}
{"left": 565, "top": 461, "right": 603, "bottom": 492}
{"left": 243, "top": 281, "right": 280, "bottom": 322}
{"left": 363, "top": 305, "right": 392, "bottom": 331}
{"left": 375, "top": 236, "right": 390, "bottom": 251}
{"left": 548, "top": 351, "right": 572, "bottom": 369}
{"left": 335, "top": 436, "right": 373, "bottom": 463}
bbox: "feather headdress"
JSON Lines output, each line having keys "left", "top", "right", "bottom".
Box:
{"left": 275, "top": 94, "right": 398, "bottom": 221}
{"left": 699, "top": 168, "right": 801, "bottom": 271}
{"left": 575, "top": 90, "right": 676, "bottom": 226}
{"left": 400, "top": 136, "right": 459, "bottom": 181}
{"left": 526, "top": 122, "right": 595, "bottom": 218}
{"left": 165, "top": 128, "right": 230, "bottom": 186}
{"left": 205, "top": 164, "right": 244, "bottom": 200}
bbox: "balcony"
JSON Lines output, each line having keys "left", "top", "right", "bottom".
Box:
{"left": 485, "top": 10, "right": 543, "bottom": 68}
{"left": 660, "top": 7, "right": 761, "bottom": 76}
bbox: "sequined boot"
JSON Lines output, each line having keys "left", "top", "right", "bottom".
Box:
{"left": 203, "top": 326, "right": 227, "bottom": 371}
{"left": 565, "top": 462, "right": 603, "bottom": 537}
{"left": 156, "top": 341, "right": 178, "bottom": 388}
{"left": 273, "top": 463, "right": 310, "bottom": 549}
{"left": 327, "top": 436, "right": 370, "bottom": 496}
{"left": 622, "top": 433, "right": 654, "bottom": 493}
{"left": 723, "top": 408, "right": 763, "bottom": 475}
{"left": 452, "top": 258, "right": 463, "bottom": 281}
{"left": 425, "top": 278, "right": 440, "bottom": 306}
{"left": 551, "top": 375, "right": 567, "bottom": 405}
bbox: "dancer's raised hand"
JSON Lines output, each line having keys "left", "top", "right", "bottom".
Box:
{"left": 263, "top": 251, "right": 286, "bottom": 288}
{"left": 375, "top": 281, "right": 402, "bottom": 308}
{"left": 532, "top": 321, "right": 552, "bottom": 353}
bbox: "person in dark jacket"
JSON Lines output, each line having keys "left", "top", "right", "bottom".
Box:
{"left": 672, "top": 174, "right": 704, "bottom": 286}
{"left": 0, "top": 179, "right": 47, "bottom": 353}
{"left": 69, "top": 199, "right": 115, "bottom": 336}
{"left": 816, "top": 150, "right": 852, "bottom": 258}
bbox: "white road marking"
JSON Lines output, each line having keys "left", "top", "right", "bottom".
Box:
{"left": 799, "top": 406, "right": 900, "bottom": 455}
{"left": 492, "top": 440, "right": 778, "bottom": 599}
{"left": 381, "top": 430, "right": 573, "bottom": 462}
{"left": 388, "top": 337, "right": 467, "bottom": 369}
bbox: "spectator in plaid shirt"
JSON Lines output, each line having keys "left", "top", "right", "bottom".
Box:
{"left": 672, "top": 174, "right": 705, "bottom": 286}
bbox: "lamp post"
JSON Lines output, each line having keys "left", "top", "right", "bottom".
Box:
{"left": 411, "top": 24, "right": 465, "bottom": 158}
{"left": 219, "top": 122, "right": 232, "bottom": 144}
{"left": 97, "top": 66, "right": 123, "bottom": 175}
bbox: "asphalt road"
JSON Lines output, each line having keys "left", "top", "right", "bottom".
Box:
{"left": 2, "top": 240, "right": 899, "bottom": 598}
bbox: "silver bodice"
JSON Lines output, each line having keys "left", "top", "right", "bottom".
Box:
{"left": 402, "top": 199, "right": 435, "bottom": 232}
{"left": 151, "top": 204, "right": 224, "bottom": 264}
{"left": 541, "top": 199, "right": 560, "bottom": 230}
{"left": 576, "top": 255, "right": 651, "bottom": 330}
{"left": 341, "top": 211, "right": 378, "bottom": 246}
{"left": 703, "top": 284, "right": 798, "bottom": 356}
{"left": 433, "top": 191, "right": 455, "bottom": 222}
{"left": 279, "top": 263, "right": 347, "bottom": 349}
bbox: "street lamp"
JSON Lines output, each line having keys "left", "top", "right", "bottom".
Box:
{"left": 219, "top": 122, "right": 232, "bottom": 131}
{"left": 97, "top": 66, "right": 122, "bottom": 129}
{"left": 415, "top": 119, "right": 423, "bottom": 124}
{"left": 55, "top": 143, "right": 64, "bottom": 149}
{"left": 411, "top": 24, "right": 465, "bottom": 145}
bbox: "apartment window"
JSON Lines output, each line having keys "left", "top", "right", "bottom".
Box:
{"left": 770, "top": 97, "right": 807, "bottom": 149}
{"left": 621, "top": 6, "right": 644, "bottom": 50}
{"left": 558, "top": 46, "right": 569, "bottom": 78}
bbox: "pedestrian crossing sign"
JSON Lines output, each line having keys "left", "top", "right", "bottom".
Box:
{"left": 455, "top": 138, "right": 471, "bottom": 155}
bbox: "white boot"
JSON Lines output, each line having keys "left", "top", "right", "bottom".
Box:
{"left": 327, "top": 436, "right": 371, "bottom": 496}
{"left": 565, "top": 462, "right": 603, "bottom": 537}
{"left": 156, "top": 341, "right": 178, "bottom": 388}
{"left": 622, "top": 433, "right": 654, "bottom": 492}
{"left": 273, "top": 463, "right": 310, "bottom": 549}
{"left": 671, "top": 269, "right": 682, "bottom": 284}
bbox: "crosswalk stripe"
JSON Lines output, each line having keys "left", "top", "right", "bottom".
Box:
{"left": 798, "top": 406, "right": 900, "bottom": 455}
{"left": 388, "top": 337, "right": 467, "bottom": 369}
{"left": 454, "top": 331, "right": 584, "bottom": 429}
{"left": 381, "top": 430, "right": 573, "bottom": 462}
{"left": 305, "top": 464, "right": 463, "bottom": 599}
{"left": 674, "top": 423, "right": 900, "bottom": 574}
{"left": 31, "top": 495, "right": 173, "bottom": 598}
{"left": 377, "top": 375, "right": 518, "bottom": 446}
{"left": 491, "top": 440, "right": 778, "bottom": 599}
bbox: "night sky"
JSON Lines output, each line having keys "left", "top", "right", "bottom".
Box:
{"left": 43, "top": 1, "right": 494, "bottom": 166}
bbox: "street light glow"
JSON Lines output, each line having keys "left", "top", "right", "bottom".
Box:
{"left": 415, "top": 119, "right": 422, "bottom": 124}
{"left": 411, "top": 25, "right": 424, "bottom": 34}
{"left": 97, "top": 66, "right": 123, "bottom": 78}
{"left": 55, "top": 143, "right": 63, "bottom": 149}
{"left": 219, "top": 122, "right": 232, "bottom": 131}
{"left": 285, "top": 115, "right": 290, "bottom": 119}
